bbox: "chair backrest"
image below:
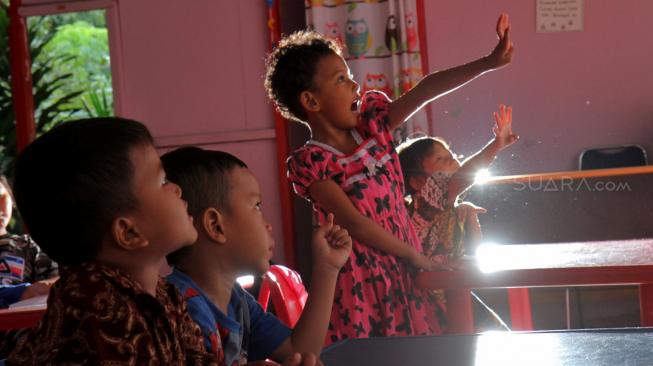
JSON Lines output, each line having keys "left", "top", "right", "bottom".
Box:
{"left": 579, "top": 145, "right": 648, "bottom": 170}
{"left": 257, "top": 264, "right": 308, "bottom": 327}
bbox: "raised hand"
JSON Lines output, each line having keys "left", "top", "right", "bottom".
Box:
{"left": 492, "top": 104, "right": 518, "bottom": 149}
{"left": 455, "top": 201, "right": 487, "bottom": 224}
{"left": 312, "top": 213, "right": 352, "bottom": 273}
{"left": 485, "top": 13, "right": 515, "bottom": 70}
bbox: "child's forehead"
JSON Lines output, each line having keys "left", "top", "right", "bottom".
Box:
{"left": 130, "top": 143, "right": 161, "bottom": 172}
{"left": 426, "top": 142, "right": 453, "bottom": 158}
{"left": 318, "top": 53, "right": 349, "bottom": 74}
{"left": 227, "top": 167, "right": 260, "bottom": 192}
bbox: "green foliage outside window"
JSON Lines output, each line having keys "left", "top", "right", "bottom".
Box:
{"left": 0, "top": 4, "right": 112, "bottom": 179}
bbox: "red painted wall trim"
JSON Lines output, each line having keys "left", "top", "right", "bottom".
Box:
{"left": 8, "top": 0, "right": 36, "bottom": 152}
{"left": 266, "top": 0, "right": 297, "bottom": 268}
{"left": 416, "top": 0, "right": 433, "bottom": 136}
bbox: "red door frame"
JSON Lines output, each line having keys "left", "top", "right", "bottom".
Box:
{"left": 266, "top": 0, "right": 297, "bottom": 268}
{"left": 8, "top": 0, "right": 36, "bottom": 152}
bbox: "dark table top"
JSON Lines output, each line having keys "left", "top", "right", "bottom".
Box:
{"left": 321, "top": 328, "right": 653, "bottom": 366}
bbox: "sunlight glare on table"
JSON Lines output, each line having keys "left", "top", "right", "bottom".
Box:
{"left": 474, "top": 331, "right": 561, "bottom": 366}
{"left": 476, "top": 242, "right": 563, "bottom": 273}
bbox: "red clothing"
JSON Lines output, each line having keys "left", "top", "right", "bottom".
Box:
{"left": 287, "top": 91, "right": 442, "bottom": 344}
{"left": 7, "top": 262, "right": 218, "bottom": 365}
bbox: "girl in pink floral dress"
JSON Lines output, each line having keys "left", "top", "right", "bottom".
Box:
{"left": 264, "top": 14, "right": 514, "bottom": 344}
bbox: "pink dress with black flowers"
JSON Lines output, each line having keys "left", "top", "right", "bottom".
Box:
{"left": 287, "top": 91, "right": 443, "bottom": 344}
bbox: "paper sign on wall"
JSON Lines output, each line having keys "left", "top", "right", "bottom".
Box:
{"left": 536, "top": 0, "right": 583, "bottom": 32}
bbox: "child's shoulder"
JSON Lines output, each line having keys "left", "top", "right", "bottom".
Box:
{"left": 287, "top": 142, "right": 341, "bottom": 174}
{"left": 0, "top": 233, "right": 36, "bottom": 249}
{"left": 166, "top": 268, "right": 205, "bottom": 302}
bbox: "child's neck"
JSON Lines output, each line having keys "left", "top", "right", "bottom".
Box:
{"left": 175, "top": 247, "right": 237, "bottom": 313}
{"left": 96, "top": 253, "right": 163, "bottom": 296}
{"left": 310, "top": 120, "right": 358, "bottom": 155}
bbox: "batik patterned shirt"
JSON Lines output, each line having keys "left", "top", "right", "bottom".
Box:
{"left": 7, "top": 262, "right": 218, "bottom": 365}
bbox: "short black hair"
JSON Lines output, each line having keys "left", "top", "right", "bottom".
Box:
{"left": 13, "top": 118, "right": 154, "bottom": 266}
{"left": 161, "top": 146, "right": 247, "bottom": 265}
{"left": 264, "top": 30, "right": 342, "bottom": 123}
{"left": 397, "top": 136, "right": 449, "bottom": 196}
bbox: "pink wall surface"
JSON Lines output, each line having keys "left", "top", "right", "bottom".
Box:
{"left": 422, "top": 0, "right": 653, "bottom": 174}
{"left": 107, "top": 0, "right": 653, "bottom": 264}
{"left": 114, "top": 1, "right": 287, "bottom": 261}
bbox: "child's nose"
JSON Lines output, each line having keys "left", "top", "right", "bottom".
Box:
{"left": 265, "top": 220, "right": 273, "bottom": 234}
{"left": 352, "top": 80, "right": 360, "bottom": 93}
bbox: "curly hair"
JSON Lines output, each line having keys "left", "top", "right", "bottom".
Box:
{"left": 397, "top": 136, "right": 450, "bottom": 196}
{"left": 264, "top": 30, "right": 342, "bottom": 124}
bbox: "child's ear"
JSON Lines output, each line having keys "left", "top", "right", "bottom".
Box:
{"left": 299, "top": 90, "right": 320, "bottom": 112}
{"left": 111, "top": 216, "right": 149, "bottom": 251}
{"left": 202, "top": 207, "right": 227, "bottom": 244}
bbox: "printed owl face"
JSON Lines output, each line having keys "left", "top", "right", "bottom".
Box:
{"left": 325, "top": 22, "right": 341, "bottom": 39}
{"left": 345, "top": 18, "right": 371, "bottom": 58}
{"left": 364, "top": 73, "right": 388, "bottom": 88}
{"left": 325, "top": 22, "right": 344, "bottom": 48}
{"left": 361, "top": 73, "right": 393, "bottom": 98}
{"left": 346, "top": 19, "right": 368, "bottom": 38}
{"left": 385, "top": 15, "right": 400, "bottom": 52}
{"left": 387, "top": 15, "right": 397, "bottom": 30}
{"left": 405, "top": 12, "right": 418, "bottom": 52}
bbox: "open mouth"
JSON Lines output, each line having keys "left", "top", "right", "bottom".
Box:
{"left": 351, "top": 97, "right": 361, "bottom": 112}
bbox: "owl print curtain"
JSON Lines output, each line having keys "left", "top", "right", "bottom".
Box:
{"left": 305, "top": 0, "right": 430, "bottom": 142}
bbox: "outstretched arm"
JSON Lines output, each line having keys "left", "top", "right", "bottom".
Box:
{"left": 388, "top": 13, "right": 514, "bottom": 129}
{"left": 271, "top": 214, "right": 352, "bottom": 360}
{"left": 308, "top": 180, "right": 443, "bottom": 271}
{"left": 447, "top": 104, "right": 517, "bottom": 204}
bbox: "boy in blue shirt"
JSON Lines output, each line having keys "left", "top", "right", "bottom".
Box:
{"left": 163, "top": 147, "right": 352, "bottom": 365}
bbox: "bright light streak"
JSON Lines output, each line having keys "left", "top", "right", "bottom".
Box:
{"left": 475, "top": 331, "right": 561, "bottom": 365}
{"left": 475, "top": 169, "right": 491, "bottom": 184}
{"left": 236, "top": 275, "right": 255, "bottom": 287}
{"left": 476, "top": 242, "right": 564, "bottom": 273}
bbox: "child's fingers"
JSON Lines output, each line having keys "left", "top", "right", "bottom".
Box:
{"left": 507, "top": 105, "right": 513, "bottom": 123}
{"left": 496, "top": 13, "right": 507, "bottom": 37}
{"left": 317, "top": 213, "right": 335, "bottom": 236}
{"left": 503, "top": 24, "right": 511, "bottom": 48}
{"left": 300, "top": 353, "right": 319, "bottom": 366}
{"left": 330, "top": 230, "right": 351, "bottom": 246}
{"left": 325, "top": 225, "right": 342, "bottom": 242}
{"left": 281, "top": 353, "right": 302, "bottom": 366}
{"left": 326, "top": 213, "right": 334, "bottom": 228}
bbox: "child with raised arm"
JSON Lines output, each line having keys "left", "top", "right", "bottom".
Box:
{"left": 264, "top": 14, "right": 514, "bottom": 342}
{"left": 398, "top": 104, "right": 517, "bottom": 274}
{"left": 7, "top": 118, "right": 218, "bottom": 365}
{"left": 162, "top": 147, "right": 352, "bottom": 365}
